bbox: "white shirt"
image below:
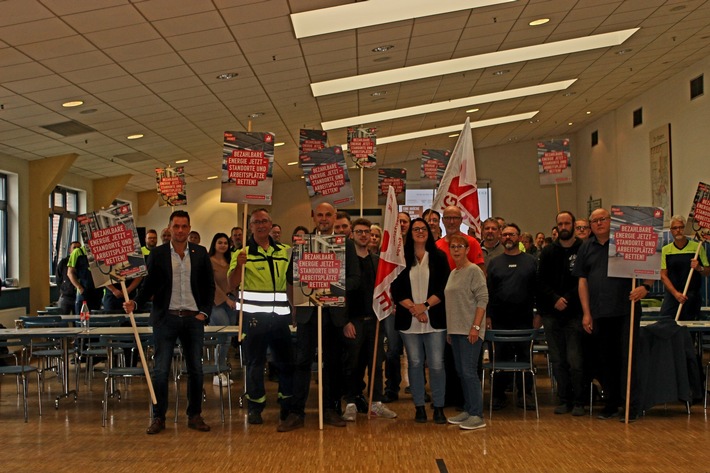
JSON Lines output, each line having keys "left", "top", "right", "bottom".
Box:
{"left": 169, "top": 242, "right": 198, "bottom": 311}
{"left": 401, "top": 251, "right": 442, "bottom": 334}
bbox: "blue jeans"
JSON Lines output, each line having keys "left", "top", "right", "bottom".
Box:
{"left": 542, "top": 314, "right": 585, "bottom": 406}
{"left": 450, "top": 335, "right": 483, "bottom": 417}
{"left": 400, "top": 331, "right": 446, "bottom": 407}
{"left": 152, "top": 315, "right": 204, "bottom": 420}
{"left": 209, "top": 302, "right": 237, "bottom": 367}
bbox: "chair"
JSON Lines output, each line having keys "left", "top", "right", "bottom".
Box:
{"left": 100, "top": 334, "right": 153, "bottom": 427}
{"left": 21, "top": 317, "right": 66, "bottom": 392}
{"left": 0, "top": 337, "right": 43, "bottom": 422}
{"left": 533, "top": 330, "right": 554, "bottom": 393}
{"left": 174, "top": 334, "right": 232, "bottom": 423}
{"left": 75, "top": 316, "right": 126, "bottom": 389}
{"left": 482, "top": 329, "right": 540, "bottom": 419}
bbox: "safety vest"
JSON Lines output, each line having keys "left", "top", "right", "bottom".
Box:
{"left": 229, "top": 237, "right": 290, "bottom": 316}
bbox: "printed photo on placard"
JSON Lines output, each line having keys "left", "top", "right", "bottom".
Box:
{"left": 538, "top": 139, "right": 572, "bottom": 185}
{"left": 155, "top": 166, "right": 186, "bottom": 207}
{"left": 420, "top": 149, "right": 451, "bottom": 189}
{"left": 300, "top": 145, "right": 355, "bottom": 209}
{"left": 291, "top": 234, "right": 347, "bottom": 307}
{"left": 299, "top": 129, "right": 328, "bottom": 160}
{"left": 378, "top": 168, "right": 406, "bottom": 205}
{"left": 608, "top": 205, "right": 664, "bottom": 280}
{"left": 347, "top": 126, "right": 376, "bottom": 168}
{"left": 77, "top": 202, "right": 147, "bottom": 288}
{"left": 221, "top": 130, "right": 275, "bottom": 205}
{"left": 686, "top": 182, "right": 710, "bottom": 239}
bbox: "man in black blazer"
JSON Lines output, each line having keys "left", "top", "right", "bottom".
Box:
{"left": 124, "top": 210, "right": 215, "bottom": 434}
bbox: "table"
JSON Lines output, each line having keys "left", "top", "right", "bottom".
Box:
{"left": 0, "top": 327, "right": 82, "bottom": 408}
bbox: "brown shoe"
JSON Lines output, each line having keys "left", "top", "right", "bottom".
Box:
{"left": 187, "top": 415, "right": 210, "bottom": 432}
{"left": 277, "top": 413, "right": 304, "bottom": 432}
{"left": 146, "top": 418, "right": 165, "bottom": 435}
{"left": 323, "top": 409, "right": 346, "bottom": 427}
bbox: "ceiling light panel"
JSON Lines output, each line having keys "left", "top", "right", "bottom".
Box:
{"left": 322, "top": 79, "right": 574, "bottom": 130}
{"left": 291, "top": 0, "right": 516, "bottom": 39}
{"left": 311, "top": 29, "right": 638, "bottom": 96}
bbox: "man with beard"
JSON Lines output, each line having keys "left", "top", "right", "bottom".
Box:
{"left": 486, "top": 223, "right": 539, "bottom": 410}
{"left": 537, "top": 211, "right": 585, "bottom": 416}
{"left": 481, "top": 218, "right": 504, "bottom": 270}
{"left": 659, "top": 215, "right": 709, "bottom": 320}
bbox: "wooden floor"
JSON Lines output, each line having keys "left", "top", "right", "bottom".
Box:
{"left": 1, "top": 357, "right": 709, "bottom": 473}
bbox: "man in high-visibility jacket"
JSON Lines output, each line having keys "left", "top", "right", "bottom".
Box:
{"left": 229, "top": 208, "right": 294, "bottom": 427}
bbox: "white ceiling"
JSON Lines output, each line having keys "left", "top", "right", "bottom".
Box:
{"left": 1, "top": 0, "right": 709, "bottom": 192}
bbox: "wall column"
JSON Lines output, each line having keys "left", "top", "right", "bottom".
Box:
{"left": 28, "top": 153, "right": 78, "bottom": 315}
{"left": 93, "top": 174, "right": 132, "bottom": 210}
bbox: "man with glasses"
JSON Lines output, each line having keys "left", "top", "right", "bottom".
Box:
{"left": 537, "top": 211, "right": 585, "bottom": 416}
{"left": 574, "top": 208, "right": 652, "bottom": 421}
{"left": 436, "top": 206, "right": 484, "bottom": 272}
{"left": 574, "top": 219, "right": 591, "bottom": 240}
{"left": 659, "top": 215, "right": 709, "bottom": 320}
{"left": 229, "top": 208, "right": 294, "bottom": 427}
{"left": 341, "top": 218, "right": 397, "bottom": 421}
{"left": 486, "top": 223, "right": 539, "bottom": 410}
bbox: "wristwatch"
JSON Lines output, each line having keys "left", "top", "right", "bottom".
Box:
{"left": 642, "top": 283, "right": 651, "bottom": 292}
{"left": 423, "top": 301, "right": 430, "bottom": 309}
{"left": 472, "top": 324, "right": 481, "bottom": 331}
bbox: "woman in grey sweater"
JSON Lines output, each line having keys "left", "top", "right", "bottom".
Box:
{"left": 444, "top": 233, "right": 488, "bottom": 430}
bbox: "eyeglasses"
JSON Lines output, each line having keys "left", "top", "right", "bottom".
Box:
{"left": 353, "top": 229, "right": 371, "bottom": 235}
{"left": 590, "top": 217, "right": 609, "bottom": 225}
{"left": 411, "top": 227, "right": 428, "bottom": 233}
{"left": 575, "top": 225, "right": 590, "bottom": 231}
{"left": 501, "top": 232, "right": 518, "bottom": 238}
{"left": 670, "top": 226, "right": 685, "bottom": 231}
{"left": 449, "top": 244, "right": 467, "bottom": 250}
{"left": 442, "top": 216, "right": 462, "bottom": 221}
{"left": 250, "top": 219, "right": 270, "bottom": 225}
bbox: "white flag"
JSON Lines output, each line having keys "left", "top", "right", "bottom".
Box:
{"left": 372, "top": 186, "right": 406, "bottom": 320}
{"left": 431, "top": 117, "right": 482, "bottom": 238}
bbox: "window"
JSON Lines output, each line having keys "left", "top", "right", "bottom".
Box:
{"left": 49, "top": 186, "right": 80, "bottom": 279}
{"left": 0, "top": 174, "right": 7, "bottom": 280}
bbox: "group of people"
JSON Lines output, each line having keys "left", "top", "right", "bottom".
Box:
{"left": 55, "top": 200, "right": 706, "bottom": 435}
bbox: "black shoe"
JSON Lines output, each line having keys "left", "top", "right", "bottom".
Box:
{"left": 382, "top": 392, "right": 398, "bottom": 403}
{"left": 618, "top": 410, "right": 641, "bottom": 423}
{"left": 554, "top": 404, "right": 572, "bottom": 415}
{"left": 492, "top": 396, "right": 507, "bottom": 411}
{"left": 415, "top": 406, "right": 427, "bottom": 423}
{"left": 433, "top": 407, "right": 446, "bottom": 424}
{"left": 597, "top": 407, "right": 620, "bottom": 420}
{"left": 277, "top": 413, "right": 304, "bottom": 432}
{"left": 354, "top": 395, "right": 369, "bottom": 414}
{"left": 248, "top": 410, "right": 263, "bottom": 425}
{"left": 323, "top": 409, "right": 346, "bottom": 427}
{"left": 516, "top": 395, "right": 536, "bottom": 411}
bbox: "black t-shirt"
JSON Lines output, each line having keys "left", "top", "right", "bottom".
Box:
{"left": 487, "top": 252, "right": 537, "bottom": 324}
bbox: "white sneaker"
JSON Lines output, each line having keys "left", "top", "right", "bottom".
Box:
{"left": 447, "top": 411, "right": 470, "bottom": 425}
{"left": 213, "top": 374, "right": 233, "bottom": 386}
{"left": 459, "top": 415, "right": 486, "bottom": 430}
{"left": 342, "top": 403, "right": 357, "bottom": 422}
{"left": 370, "top": 401, "right": 397, "bottom": 419}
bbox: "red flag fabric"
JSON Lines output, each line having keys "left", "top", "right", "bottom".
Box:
{"left": 373, "top": 186, "right": 406, "bottom": 320}
{"left": 430, "top": 117, "right": 482, "bottom": 238}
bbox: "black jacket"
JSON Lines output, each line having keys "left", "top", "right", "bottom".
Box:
{"left": 536, "top": 238, "right": 582, "bottom": 317}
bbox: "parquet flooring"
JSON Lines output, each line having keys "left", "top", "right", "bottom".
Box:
{"left": 1, "top": 356, "right": 708, "bottom": 473}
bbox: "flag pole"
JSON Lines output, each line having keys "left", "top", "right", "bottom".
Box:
{"left": 674, "top": 234, "right": 702, "bottom": 321}
{"left": 121, "top": 281, "right": 156, "bottom": 405}
{"left": 624, "top": 278, "right": 636, "bottom": 424}
{"left": 367, "top": 320, "right": 380, "bottom": 419}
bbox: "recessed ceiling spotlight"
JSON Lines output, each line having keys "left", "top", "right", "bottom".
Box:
{"left": 529, "top": 119, "right": 539, "bottom": 124}
{"left": 615, "top": 48, "right": 633, "bottom": 55}
{"left": 372, "top": 45, "right": 394, "bottom": 53}
{"left": 216, "top": 72, "right": 239, "bottom": 80}
{"left": 79, "top": 108, "right": 97, "bottom": 114}
{"left": 529, "top": 18, "right": 550, "bottom": 26}
{"left": 176, "top": 159, "right": 189, "bottom": 164}
{"left": 586, "top": 111, "right": 592, "bottom": 115}
{"left": 300, "top": 175, "right": 304, "bottom": 179}
{"left": 492, "top": 69, "right": 510, "bottom": 76}
{"left": 206, "top": 175, "right": 218, "bottom": 180}
{"left": 287, "top": 161, "right": 299, "bottom": 166}
{"left": 127, "top": 134, "right": 144, "bottom": 140}
{"left": 562, "top": 92, "right": 576, "bottom": 96}
{"left": 568, "top": 122, "right": 574, "bottom": 126}
{"left": 370, "top": 91, "right": 387, "bottom": 97}
{"left": 248, "top": 112, "right": 264, "bottom": 118}
{"left": 62, "top": 100, "right": 84, "bottom": 108}
{"left": 466, "top": 108, "right": 480, "bottom": 113}
{"left": 274, "top": 142, "right": 285, "bottom": 147}
{"left": 448, "top": 133, "right": 460, "bottom": 138}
